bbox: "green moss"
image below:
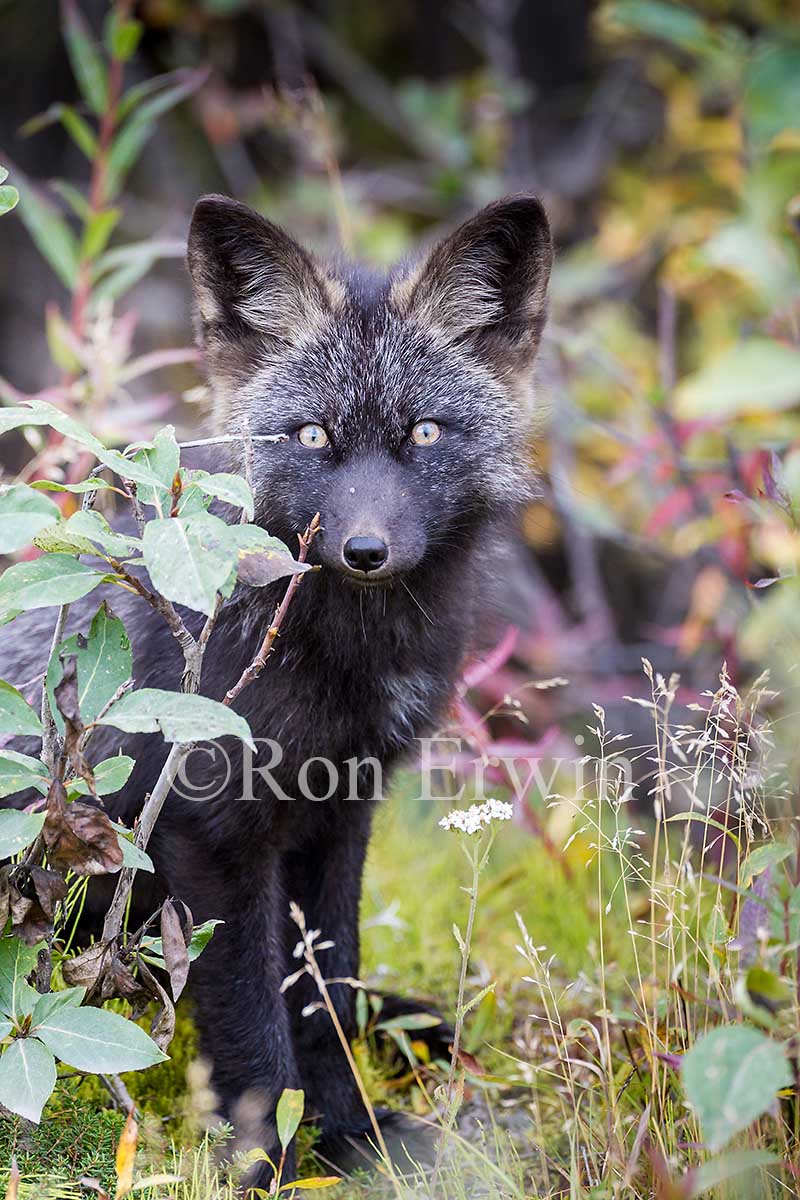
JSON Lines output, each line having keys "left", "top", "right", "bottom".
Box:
{"left": 0, "top": 1090, "right": 122, "bottom": 1194}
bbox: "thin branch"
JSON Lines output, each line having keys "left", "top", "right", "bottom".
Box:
{"left": 39, "top": 484, "right": 100, "bottom": 773}
{"left": 106, "top": 557, "right": 195, "bottom": 658}
{"left": 98, "top": 1072, "right": 139, "bottom": 1117}
{"left": 223, "top": 513, "right": 321, "bottom": 708}
{"left": 101, "top": 742, "right": 191, "bottom": 941}
{"left": 240, "top": 418, "right": 254, "bottom": 526}
{"left": 177, "top": 434, "right": 287, "bottom": 449}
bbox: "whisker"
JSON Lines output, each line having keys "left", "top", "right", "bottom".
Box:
{"left": 359, "top": 590, "right": 367, "bottom": 642}
{"left": 401, "top": 578, "right": 434, "bottom": 625}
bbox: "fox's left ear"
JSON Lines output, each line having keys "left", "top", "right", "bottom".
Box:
{"left": 390, "top": 195, "right": 552, "bottom": 370}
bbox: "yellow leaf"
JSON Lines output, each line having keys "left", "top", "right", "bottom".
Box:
{"left": 279, "top": 1177, "right": 342, "bottom": 1191}
{"left": 115, "top": 1109, "right": 138, "bottom": 1198}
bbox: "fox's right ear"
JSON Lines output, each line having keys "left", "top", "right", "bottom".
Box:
{"left": 187, "top": 195, "right": 343, "bottom": 359}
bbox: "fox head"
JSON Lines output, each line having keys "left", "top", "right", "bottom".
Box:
{"left": 187, "top": 195, "right": 552, "bottom": 586}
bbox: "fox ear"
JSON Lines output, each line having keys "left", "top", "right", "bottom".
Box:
{"left": 187, "top": 195, "right": 343, "bottom": 355}
{"left": 390, "top": 195, "right": 552, "bottom": 369}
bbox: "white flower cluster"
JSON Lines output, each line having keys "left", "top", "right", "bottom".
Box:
{"left": 439, "top": 797, "right": 514, "bottom": 834}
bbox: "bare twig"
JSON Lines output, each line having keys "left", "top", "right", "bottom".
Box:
{"left": 101, "top": 742, "right": 191, "bottom": 941}
{"left": 98, "top": 1072, "right": 139, "bottom": 1117}
{"left": 177, "top": 434, "right": 287, "bottom": 449}
{"left": 79, "top": 678, "right": 134, "bottom": 753}
{"left": 106, "top": 557, "right": 195, "bottom": 660}
{"left": 240, "top": 418, "right": 254, "bottom": 526}
{"left": 224, "top": 513, "right": 321, "bottom": 708}
{"left": 121, "top": 481, "right": 147, "bottom": 538}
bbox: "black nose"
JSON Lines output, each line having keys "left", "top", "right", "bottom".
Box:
{"left": 343, "top": 535, "right": 389, "bottom": 573}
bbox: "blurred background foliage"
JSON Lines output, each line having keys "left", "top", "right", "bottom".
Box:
{"left": 1, "top": 4, "right": 800, "bottom": 1194}
{"left": 1, "top": 0, "right": 800, "bottom": 775}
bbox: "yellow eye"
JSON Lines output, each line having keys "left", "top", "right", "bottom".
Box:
{"left": 298, "top": 423, "right": 329, "bottom": 448}
{"left": 410, "top": 419, "right": 441, "bottom": 446}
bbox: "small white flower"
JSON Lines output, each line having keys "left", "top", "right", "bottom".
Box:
{"left": 439, "top": 797, "right": 513, "bottom": 835}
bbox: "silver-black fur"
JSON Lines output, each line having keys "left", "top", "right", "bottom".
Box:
{"left": 0, "top": 194, "right": 552, "bottom": 1181}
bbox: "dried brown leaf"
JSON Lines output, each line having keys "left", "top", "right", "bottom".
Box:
{"left": 160, "top": 898, "right": 191, "bottom": 1001}
{"left": 43, "top": 778, "right": 123, "bottom": 875}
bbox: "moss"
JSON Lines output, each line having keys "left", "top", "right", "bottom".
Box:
{"left": 0, "top": 1090, "right": 123, "bottom": 1194}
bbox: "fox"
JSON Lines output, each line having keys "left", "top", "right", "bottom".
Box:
{"left": 0, "top": 194, "right": 552, "bottom": 1182}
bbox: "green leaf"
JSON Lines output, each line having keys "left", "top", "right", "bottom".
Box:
{"left": 683, "top": 1026, "right": 792, "bottom": 1151}
{"left": 30, "top": 986, "right": 85, "bottom": 1028}
{"left": 91, "top": 234, "right": 185, "bottom": 280}
{"left": 60, "top": 105, "right": 99, "bottom": 159}
{"left": 46, "top": 602, "right": 132, "bottom": 735}
{"left": 143, "top": 918, "right": 222, "bottom": 965}
{"left": 80, "top": 207, "right": 120, "bottom": 261}
{"left": 96, "top": 447, "right": 174, "bottom": 491}
{"left": 0, "top": 1036, "right": 57, "bottom": 1123}
{"left": 0, "top": 938, "right": 40, "bottom": 1019}
{"left": 49, "top": 179, "right": 90, "bottom": 221}
{"left": 458, "top": 981, "right": 496, "bottom": 1020}
{"left": 61, "top": 0, "right": 108, "bottom": 115}
{"left": 142, "top": 512, "right": 238, "bottom": 615}
{"left": 106, "top": 67, "right": 208, "bottom": 195}
{"left": 0, "top": 1021, "right": 11, "bottom": 1041}
{"left": 675, "top": 339, "right": 800, "bottom": 420}
{"left": 13, "top": 177, "right": 79, "bottom": 290}
{"left": 68, "top": 755, "right": 134, "bottom": 798}
{"left": 276, "top": 1088, "right": 305, "bottom": 1151}
{"left": 175, "top": 470, "right": 213, "bottom": 516}
{"left": 0, "top": 399, "right": 104, "bottom": 453}
{"left": 375, "top": 1013, "right": 443, "bottom": 1033}
{"left": 117, "top": 70, "right": 190, "bottom": 122}
{"left": 30, "top": 478, "right": 112, "bottom": 495}
{"left": 131, "top": 425, "right": 180, "bottom": 508}
{"left": 35, "top": 510, "right": 140, "bottom": 558}
{"left": 35, "top": 1004, "right": 167, "bottom": 1071}
{"left": 100, "top": 689, "right": 254, "bottom": 748}
{"left": 770, "top": 881, "right": 800, "bottom": 945}
{"left": 33, "top": 522, "right": 100, "bottom": 557}
{"left": 0, "top": 399, "right": 168, "bottom": 491}
{"left": 0, "top": 485, "right": 61, "bottom": 553}
{"left": 741, "top": 842, "right": 795, "bottom": 887}
{"left": 0, "top": 679, "right": 43, "bottom": 737}
{"left": 191, "top": 473, "right": 255, "bottom": 520}
{"left": 0, "top": 555, "right": 109, "bottom": 622}
{"left": 0, "top": 186, "right": 19, "bottom": 216}
{"left": 744, "top": 966, "right": 790, "bottom": 1012}
{"left": 104, "top": 12, "right": 143, "bottom": 61}
{"left": 111, "top": 825, "right": 154, "bottom": 873}
{"left": 46, "top": 303, "right": 83, "bottom": 373}
{"left": 0, "top": 810, "right": 46, "bottom": 859}
{"left": 745, "top": 36, "right": 800, "bottom": 151}
{"left": 0, "top": 751, "right": 49, "bottom": 799}
{"left": 688, "top": 1149, "right": 780, "bottom": 1198}
{"left": 611, "top": 0, "right": 718, "bottom": 55}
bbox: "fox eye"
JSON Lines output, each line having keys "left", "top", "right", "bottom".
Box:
{"left": 410, "top": 419, "right": 441, "bottom": 446}
{"left": 297, "top": 423, "right": 329, "bottom": 448}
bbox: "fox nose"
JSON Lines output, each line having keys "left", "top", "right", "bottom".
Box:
{"left": 343, "top": 535, "right": 389, "bottom": 573}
